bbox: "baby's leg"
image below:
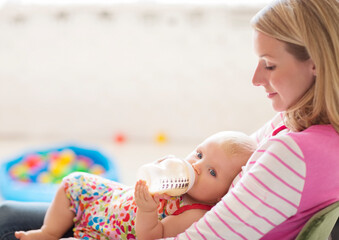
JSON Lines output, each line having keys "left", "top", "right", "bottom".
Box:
{"left": 15, "top": 182, "right": 75, "bottom": 240}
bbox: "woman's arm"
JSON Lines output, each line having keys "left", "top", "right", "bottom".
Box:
{"left": 160, "top": 134, "right": 305, "bottom": 239}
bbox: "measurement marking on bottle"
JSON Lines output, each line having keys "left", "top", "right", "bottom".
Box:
{"left": 160, "top": 178, "right": 189, "bottom": 189}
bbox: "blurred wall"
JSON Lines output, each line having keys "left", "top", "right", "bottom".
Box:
{"left": 0, "top": 1, "right": 275, "bottom": 142}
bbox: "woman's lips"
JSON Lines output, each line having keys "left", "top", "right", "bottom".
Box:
{"left": 267, "top": 92, "right": 277, "bottom": 98}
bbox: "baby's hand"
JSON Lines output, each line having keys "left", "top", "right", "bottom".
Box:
{"left": 134, "top": 180, "right": 159, "bottom": 212}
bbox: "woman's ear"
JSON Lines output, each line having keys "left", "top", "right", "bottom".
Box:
{"left": 311, "top": 59, "right": 317, "bottom": 77}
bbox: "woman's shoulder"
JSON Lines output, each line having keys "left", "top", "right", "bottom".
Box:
{"left": 293, "top": 124, "right": 337, "bottom": 135}
{"left": 285, "top": 124, "right": 339, "bottom": 156}
{"left": 287, "top": 124, "right": 339, "bottom": 145}
{"left": 256, "top": 124, "right": 339, "bottom": 164}
{"left": 255, "top": 130, "right": 304, "bottom": 162}
{"left": 260, "top": 124, "right": 338, "bottom": 148}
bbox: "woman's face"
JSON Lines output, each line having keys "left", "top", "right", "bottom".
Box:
{"left": 252, "top": 31, "right": 315, "bottom": 111}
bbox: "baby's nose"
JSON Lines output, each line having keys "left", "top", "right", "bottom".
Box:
{"left": 192, "top": 163, "right": 201, "bottom": 175}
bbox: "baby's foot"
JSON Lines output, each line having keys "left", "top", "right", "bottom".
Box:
{"left": 15, "top": 229, "right": 58, "bottom": 240}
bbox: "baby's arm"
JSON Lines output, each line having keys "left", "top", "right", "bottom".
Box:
{"left": 134, "top": 180, "right": 207, "bottom": 240}
{"left": 160, "top": 208, "right": 207, "bottom": 237}
{"left": 134, "top": 180, "right": 163, "bottom": 240}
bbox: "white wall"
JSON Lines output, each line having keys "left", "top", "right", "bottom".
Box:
{"left": 0, "top": 1, "right": 275, "bottom": 143}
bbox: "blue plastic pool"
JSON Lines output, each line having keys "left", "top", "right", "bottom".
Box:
{"left": 0, "top": 145, "right": 120, "bottom": 202}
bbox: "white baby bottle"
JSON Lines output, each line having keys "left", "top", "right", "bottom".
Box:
{"left": 137, "top": 157, "right": 196, "bottom": 196}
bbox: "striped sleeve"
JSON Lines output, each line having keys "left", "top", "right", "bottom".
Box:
{"left": 161, "top": 134, "right": 306, "bottom": 240}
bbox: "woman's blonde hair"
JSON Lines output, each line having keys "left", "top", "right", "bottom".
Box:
{"left": 251, "top": 0, "right": 339, "bottom": 133}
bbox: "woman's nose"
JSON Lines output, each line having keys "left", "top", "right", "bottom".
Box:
{"left": 252, "top": 63, "right": 266, "bottom": 87}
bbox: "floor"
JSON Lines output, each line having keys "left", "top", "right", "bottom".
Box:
{"left": 0, "top": 137, "right": 196, "bottom": 202}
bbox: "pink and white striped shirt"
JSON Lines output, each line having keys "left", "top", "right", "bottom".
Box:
{"left": 162, "top": 113, "right": 339, "bottom": 240}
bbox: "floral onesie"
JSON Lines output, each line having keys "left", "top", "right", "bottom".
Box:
{"left": 63, "top": 172, "right": 211, "bottom": 240}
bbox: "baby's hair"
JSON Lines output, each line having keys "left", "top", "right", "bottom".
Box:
{"left": 206, "top": 131, "right": 256, "bottom": 191}
{"left": 209, "top": 131, "right": 257, "bottom": 162}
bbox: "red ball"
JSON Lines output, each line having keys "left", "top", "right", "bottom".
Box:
{"left": 25, "top": 154, "right": 42, "bottom": 168}
{"left": 114, "top": 133, "right": 126, "bottom": 143}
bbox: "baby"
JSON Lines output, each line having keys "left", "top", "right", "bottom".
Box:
{"left": 15, "top": 131, "right": 256, "bottom": 240}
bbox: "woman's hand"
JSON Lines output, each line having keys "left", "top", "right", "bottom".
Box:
{"left": 134, "top": 180, "right": 159, "bottom": 212}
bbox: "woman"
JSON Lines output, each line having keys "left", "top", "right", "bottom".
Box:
{"left": 164, "top": 0, "right": 339, "bottom": 239}
{"left": 1, "top": 0, "right": 338, "bottom": 239}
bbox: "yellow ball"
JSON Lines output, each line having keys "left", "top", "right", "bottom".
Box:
{"left": 10, "top": 164, "right": 29, "bottom": 180}
{"left": 59, "top": 149, "right": 76, "bottom": 165}
{"left": 90, "top": 164, "right": 105, "bottom": 175}
{"left": 38, "top": 172, "right": 53, "bottom": 183}
{"left": 155, "top": 132, "right": 168, "bottom": 143}
{"left": 49, "top": 162, "right": 65, "bottom": 177}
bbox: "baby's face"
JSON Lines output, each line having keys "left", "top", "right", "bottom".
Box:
{"left": 184, "top": 136, "right": 242, "bottom": 204}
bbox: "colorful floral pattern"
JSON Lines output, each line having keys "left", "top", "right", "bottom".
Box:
{"left": 63, "top": 172, "right": 185, "bottom": 239}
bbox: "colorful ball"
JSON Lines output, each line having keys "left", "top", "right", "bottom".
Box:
{"left": 8, "top": 148, "right": 107, "bottom": 184}
{"left": 24, "top": 154, "right": 43, "bottom": 169}
{"left": 37, "top": 172, "right": 53, "bottom": 183}
{"left": 58, "top": 149, "right": 76, "bottom": 165}
{"left": 9, "top": 164, "right": 29, "bottom": 180}
{"left": 90, "top": 164, "right": 106, "bottom": 175}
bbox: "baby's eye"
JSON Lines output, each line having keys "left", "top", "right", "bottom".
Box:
{"left": 196, "top": 152, "right": 203, "bottom": 159}
{"left": 209, "top": 169, "right": 216, "bottom": 177}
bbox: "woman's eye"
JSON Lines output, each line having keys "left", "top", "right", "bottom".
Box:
{"left": 265, "top": 65, "right": 276, "bottom": 70}
{"left": 209, "top": 169, "right": 216, "bottom": 177}
{"left": 196, "top": 152, "right": 203, "bottom": 159}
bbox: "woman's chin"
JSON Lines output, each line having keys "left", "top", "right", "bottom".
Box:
{"left": 271, "top": 101, "right": 288, "bottom": 112}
